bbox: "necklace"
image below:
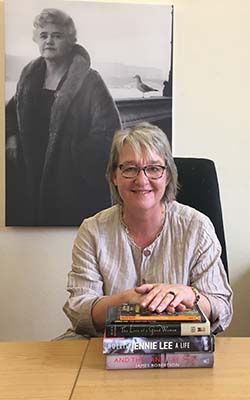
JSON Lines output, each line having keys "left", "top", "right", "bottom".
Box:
{"left": 120, "top": 204, "right": 167, "bottom": 247}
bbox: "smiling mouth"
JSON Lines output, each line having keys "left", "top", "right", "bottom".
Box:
{"left": 132, "top": 189, "right": 152, "bottom": 194}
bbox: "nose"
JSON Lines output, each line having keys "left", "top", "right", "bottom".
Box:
{"left": 46, "top": 35, "right": 54, "bottom": 44}
{"left": 134, "top": 168, "right": 149, "bottom": 182}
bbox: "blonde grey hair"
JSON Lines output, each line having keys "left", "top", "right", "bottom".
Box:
{"left": 106, "top": 122, "right": 178, "bottom": 204}
{"left": 33, "top": 8, "right": 77, "bottom": 44}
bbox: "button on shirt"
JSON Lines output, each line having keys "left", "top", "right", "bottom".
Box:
{"left": 63, "top": 201, "right": 233, "bottom": 337}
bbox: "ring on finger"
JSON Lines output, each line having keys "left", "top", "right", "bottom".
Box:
{"left": 168, "top": 291, "right": 176, "bottom": 297}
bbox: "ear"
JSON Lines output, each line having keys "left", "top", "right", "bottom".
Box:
{"left": 112, "top": 170, "right": 118, "bottom": 186}
{"left": 165, "top": 174, "right": 171, "bottom": 187}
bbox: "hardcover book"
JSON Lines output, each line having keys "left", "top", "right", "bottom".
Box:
{"left": 103, "top": 334, "right": 215, "bottom": 354}
{"left": 110, "top": 304, "right": 204, "bottom": 322}
{"left": 106, "top": 352, "right": 214, "bottom": 369}
{"left": 105, "top": 304, "right": 210, "bottom": 337}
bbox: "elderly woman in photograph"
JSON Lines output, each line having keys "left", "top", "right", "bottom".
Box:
{"left": 62, "top": 122, "right": 233, "bottom": 339}
{"left": 6, "top": 8, "right": 121, "bottom": 226}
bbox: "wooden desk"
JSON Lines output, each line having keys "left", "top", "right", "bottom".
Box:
{"left": 71, "top": 337, "right": 250, "bottom": 400}
{"left": 0, "top": 341, "right": 88, "bottom": 400}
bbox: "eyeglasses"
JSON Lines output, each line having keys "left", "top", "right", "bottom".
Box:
{"left": 118, "top": 164, "right": 167, "bottom": 179}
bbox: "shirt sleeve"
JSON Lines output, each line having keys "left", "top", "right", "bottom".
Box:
{"left": 188, "top": 216, "right": 233, "bottom": 333}
{"left": 63, "top": 220, "right": 105, "bottom": 336}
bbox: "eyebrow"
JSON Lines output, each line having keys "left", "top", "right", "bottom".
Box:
{"left": 39, "top": 31, "right": 65, "bottom": 35}
{"left": 120, "top": 160, "right": 162, "bottom": 166}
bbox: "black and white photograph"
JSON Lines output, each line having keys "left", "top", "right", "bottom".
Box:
{"left": 5, "top": 0, "right": 173, "bottom": 226}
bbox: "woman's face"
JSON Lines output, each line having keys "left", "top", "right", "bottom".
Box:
{"left": 35, "top": 23, "right": 72, "bottom": 61}
{"left": 113, "top": 143, "right": 170, "bottom": 213}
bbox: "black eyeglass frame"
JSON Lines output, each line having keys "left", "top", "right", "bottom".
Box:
{"left": 118, "top": 164, "right": 167, "bottom": 180}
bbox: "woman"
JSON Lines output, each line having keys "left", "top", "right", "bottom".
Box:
{"left": 6, "top": 8, "right": 121, "bottom": 226}
{"left": 63, "top": 122, "right": 233, "bottom": 338}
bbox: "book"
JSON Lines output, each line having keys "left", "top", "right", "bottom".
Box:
{"left": 103, "top": 334, "right": 215, "bottom": 354}
{"left": 105, "top": 304, "right": 210, "bottom": 337}
{"left": 112, "top": 304, "right": 204, "bottom": 322}
{"left": 106, "top": 352, "right": 214, "bottom": 369}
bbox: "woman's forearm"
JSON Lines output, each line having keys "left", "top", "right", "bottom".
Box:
{"left": 91, "top": 291, "right": 128, "bottom": 331}
{"left": 91, "top": 288, "right": 144, "bottom": 331}
{"left": 198, "top": 294, "right": 212, "bottom": 320}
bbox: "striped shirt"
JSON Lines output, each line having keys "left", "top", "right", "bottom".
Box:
{"left": 63, "top": 201, "right": 233, "bottom": 336}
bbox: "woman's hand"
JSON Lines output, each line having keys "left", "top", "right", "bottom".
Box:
{"left": 135, "top": 283, "right": 196, "bottom": 313}
{"left": 123, "top": 287, "right": 151, "bottom": 306}
{"left": 6, "top": 135, "right": 17, "bottom": 160}
{"left": 92, "top": 287, "right": 153, "bottom": 331}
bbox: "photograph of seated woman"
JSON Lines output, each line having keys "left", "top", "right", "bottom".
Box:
{"left": 63, "top": 122, "right": 233, "bottom": 338}
{"left": 5, "top": 8, "right": 121, "bottom": 226}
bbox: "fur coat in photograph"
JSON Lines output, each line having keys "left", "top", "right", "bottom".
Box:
{"left": 6, "top": 44, "right": 121, "bottom": 226}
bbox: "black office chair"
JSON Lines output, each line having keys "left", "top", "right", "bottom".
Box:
{"left": 174, "top": 157, "right": 229, "bottom": 280}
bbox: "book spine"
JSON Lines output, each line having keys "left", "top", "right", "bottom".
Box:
{"left": 119, "top": 315, "right": 201, "bottom": 321}
{"left": 103, "top": 335, "right": 214, "bottom": 354}
{"left": 105, "top": 320, "right": 210, "bottom": 337}
{"left": 106, "top": 352, "right": 214, "bottom": 369}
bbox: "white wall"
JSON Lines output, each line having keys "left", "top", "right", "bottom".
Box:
{"left": 0, "top": 0, "right": 250, "bottom": 340}
{"left": 172, "top": 0, "right": 250, "bottom": 336}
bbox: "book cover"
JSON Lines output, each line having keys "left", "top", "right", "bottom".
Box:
{"left": 110, "top": 304, "right": 204, "bottom": 322}
{"left": 106, "top": 352, "right": 214, "bottom": 369}
{"left": 105, "top": 305, "right": 210, "bottom": 337}
{"left": 103, "top": 334, "right": 214, "bottom": 354}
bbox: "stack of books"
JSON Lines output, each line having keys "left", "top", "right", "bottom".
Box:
{"left": 103, "top": 303, "right": 214, "bottom": 369}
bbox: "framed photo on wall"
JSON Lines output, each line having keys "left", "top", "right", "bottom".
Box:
{"left": 5, "top": 0, "right": 173, "bottom": 226}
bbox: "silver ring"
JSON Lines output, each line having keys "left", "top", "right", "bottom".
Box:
{"left": 168, "top": 291, "right": 176, "bottom": 297}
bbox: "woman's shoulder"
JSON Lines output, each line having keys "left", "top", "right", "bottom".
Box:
{"left": 167, "top": 200, "right": 214, "bottom": 230}
{"left": 79, "top": 205, "right": 120, "bottom": 231}
{"left": 20, "top": 57, "right": 44, "bottom": 75}
{"left": 166, "top": 201, "right": 220, "bottom": 249}
{"left": 17, "top": 57, "right": 45, "bottom": 87}
{"left": 85, "top": 68, "right": 110, "bottom": 91}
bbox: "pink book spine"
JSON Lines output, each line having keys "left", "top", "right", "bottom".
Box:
{"left": 106, "top": 352, "right": 214, "bottom": 369}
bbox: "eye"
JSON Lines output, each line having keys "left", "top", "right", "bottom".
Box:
{"left": 52, "top": 33, "right": 64, "bottom": 39}
{"left": 146, "top": 165, "right": 162, "bottom": 173}
{"left": 123, "top": 166, "right": 138, "bottom": 174}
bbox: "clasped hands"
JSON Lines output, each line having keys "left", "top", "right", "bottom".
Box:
{"left": 129, "top": 283, "right": 196, "bottom": 314}
{"left": 6, "top": 135, "right": 17, "bottom": 160}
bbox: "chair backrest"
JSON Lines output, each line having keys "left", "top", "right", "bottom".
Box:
{"left": 174, "top": 157, "right": 229, "bottom": 280}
